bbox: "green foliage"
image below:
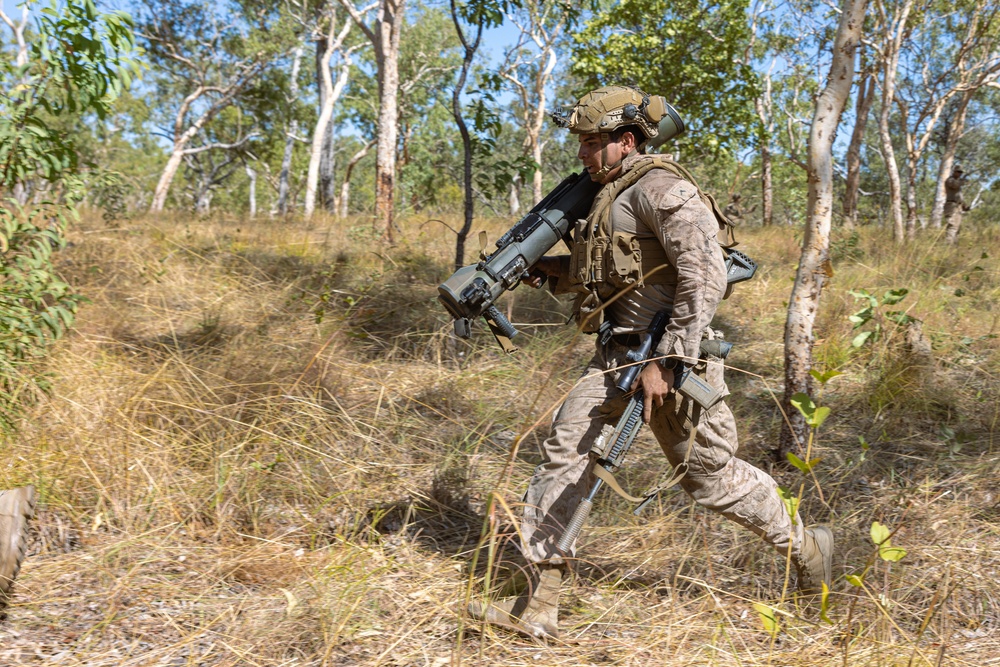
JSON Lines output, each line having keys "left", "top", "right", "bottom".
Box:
{"left": 752, "top": 601, "right": 780, "bottom": 637}
{"left": 848, "top": 288, "right": 916, "bottom": 348}
{"left": 776, "top": 486, "right": 799, "bottom": 525}
{"left": 0, "top": 0, "right": 140, "bottom": 428}
{"left": 871, "top": 521, "right": 907, "bottom": 562}
{"left": 790, "top": 391, "right": 830, "bottom": 429}
{"left": 0, "top": 203, "right": 80, "bottom": 428}
{"left": 569, "top": 0, "right": 759, "bottom": 152}
{"left": 1, "top": 0, "right": 141, "bottom": 186}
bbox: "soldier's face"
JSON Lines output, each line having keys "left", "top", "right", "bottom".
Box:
{"left": 577, "top": 134, "right": 624, "bottom": 183}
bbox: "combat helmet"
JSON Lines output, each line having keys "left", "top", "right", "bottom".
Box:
{"left": 553, "top": 86, "right": 684, "bottom": 180}
{"left": 554, "top": 86, "right": 681, "bottom": 145}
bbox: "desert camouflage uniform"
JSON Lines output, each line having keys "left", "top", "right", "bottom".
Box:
{"left": 520, "top": 151, "right": 804, "bottom": 565}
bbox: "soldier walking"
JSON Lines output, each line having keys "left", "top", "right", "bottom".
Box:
{"left": 469, "top": 86, "right": 833, "bottom": 639}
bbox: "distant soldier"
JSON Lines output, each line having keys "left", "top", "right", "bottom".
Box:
{"left": 723, "top": 193, "right": 755, "bottom": 225}
{"left": 944, "top": 165, "right": 969, "bottom": 244}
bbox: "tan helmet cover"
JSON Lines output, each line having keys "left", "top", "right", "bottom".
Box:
{"left": 565, "top": 86, "right": 668, "bottom": 141}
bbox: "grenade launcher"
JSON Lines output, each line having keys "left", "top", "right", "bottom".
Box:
{"left": 437, "top": 170, "right": 601, "bottom": 352}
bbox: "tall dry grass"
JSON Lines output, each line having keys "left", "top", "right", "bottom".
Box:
{"left": 0, "top": 209, "right": 996, "bottom": 666}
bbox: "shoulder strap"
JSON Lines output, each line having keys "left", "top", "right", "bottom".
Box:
{"left": 610, "top": 155, "right": 739, "bottom": 248}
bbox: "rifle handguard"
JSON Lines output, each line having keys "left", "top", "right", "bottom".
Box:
{"left": 557, "top": 498, "right": 593, "bottom": 554}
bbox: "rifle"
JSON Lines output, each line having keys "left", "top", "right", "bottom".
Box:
{"left": 556, "top": 310, "right": 732, "bottom": 555}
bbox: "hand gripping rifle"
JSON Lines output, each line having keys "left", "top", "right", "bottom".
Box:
{"left": 556, "top": 310, "right": 733, "bottom": 555}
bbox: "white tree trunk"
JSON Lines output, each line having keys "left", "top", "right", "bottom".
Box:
{"left": 305, "top": 14, "right": 354, "bottom": 220}
{"left": 277, "top": 44, "right": 305, "bottom": 216}
{"left": 372, "top": 0, "right": 405, "bottom": 241}
{"left": 874, "top": 0, "right": 915, "bottom": 242}
{"left": 151, "top": 148, "right": 187, "bottom": 213}
{"left": 246, "top": 163, "right": 257, "bottom": 218}
{"left": 781, "top": 0, "right": 866, "bottom": 456}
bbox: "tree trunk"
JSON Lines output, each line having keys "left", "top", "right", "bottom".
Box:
{"left": 754, "top": 73, "right": 774, "bottom": 227}
{"left": 277, "top": 44, "right": 305, "bottom": 216}
{"left": 305, "top": 13, "right": 353, "bottom": 220}
{"left": 151, "top": 149, "right": 186, "bottom": 213}
{"left": 780, "top": 0, "right": 866, "bottom": 458}
{"left": 905, "top": 149, "right": 919, "bottom": 238}
{"left": 338, "top": 140, "right": 374, "bottom": 218}
{"left": 372, "top": 0, "right": 404, "bottom": 243}
{"left": 320, "top": 123, "right": 337, "bottom": 211}
{"left": 450, "top": 0, "right": 482, "bottom": 270}
{"left": 508, "top": 176, "right": 521, "bottom": 216}
{"left": 195, "top": 187, "right": 213, "bottom": 215}
{"left": 246, "top": 163, "right": 257, "bottom": 218}
{"left": 760, "top": 143, "right": 773, "bottom": 226}
{"left": 843, "top": 72, "right": 875, "bottom": 228}
{"left": 874, "top": 0, "right": 915, "bottom": 243}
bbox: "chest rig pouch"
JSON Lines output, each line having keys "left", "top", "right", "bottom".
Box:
{"left": 567, "top": 156, "right": 738, "bottom": 332}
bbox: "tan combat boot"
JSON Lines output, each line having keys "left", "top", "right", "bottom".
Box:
{"left": 794, "top": 525, "right": 834, "bottom": 595}
{"left": 0, "top": 485, "right": 36, "bottom": 617}
{"left": 468, "top": 565, "right": 563, "bottom": 639}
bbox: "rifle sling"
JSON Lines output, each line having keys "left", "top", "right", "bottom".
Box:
{"left": 593, "top": 465, "right": 646, "bottom": 504}
{"left": 595, "top": 403, "right": 702, "bottom": 506}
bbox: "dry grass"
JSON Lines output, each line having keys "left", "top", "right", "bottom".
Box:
{"left": 0, "top": 210, "right": 997, "bottom": 666}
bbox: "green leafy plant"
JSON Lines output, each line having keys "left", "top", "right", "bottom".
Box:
{"left": 0, "top": 0, "right": 141, "bottom": 428}
{"left": 847, "top": 288, "right": 916, "bottom": 348}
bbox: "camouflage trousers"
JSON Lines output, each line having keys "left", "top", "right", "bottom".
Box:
{"left": 520, "top": 336, "right": 804, "bottom": 564}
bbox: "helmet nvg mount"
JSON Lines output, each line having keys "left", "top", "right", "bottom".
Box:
{"left": 553, "top": 85, "right": 685, "bottom": 151}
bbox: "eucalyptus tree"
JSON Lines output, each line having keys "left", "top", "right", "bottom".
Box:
{"left": 305, "top": 4, "right": 361, "bottom": 219}
{"left": 781, "top": 0, "right": 867, "bottom": 456}
{"left": 450, "top": 0, "right": 501, "bottom": 269}
{"left": 496, "top": 0, "right": 573, "bottom": 207}
{"left": 888, "top": 0, "right": 1000, "bottom": 237}
{"left": 842, "top": 44, "right": 877, "bottom": 228}
{"left": 927, "top": 0, "right": 1000, "bottom": 232}
{"left": 138, "top": 0, "right": 288, "bottom": 213}
{"left": 871, "top": 0, "right": 922, "bottom": 242}
{"left": 330, "top": 3, "right": 460, "bottom": 218}
{"left": 338, "top": 0, "right": 406, "bottom": 241}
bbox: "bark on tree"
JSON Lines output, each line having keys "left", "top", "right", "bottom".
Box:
{"left": 340, "top": 0, "right": 406, "bottom": 243}
{"left": 449, "top": 0, "right": 483, "bottom": 270}
{"left": 780, "top": 0, "right": 866, "bottom": 458}
{"left": 245, "top": 162, "right": 257, "bottom": 218}
{"left": 337, "top": 139, "right": 374, "bottom": 218}
{"left": 873, "top": 0, "right": 916, "bottom": 243}
{"left": 305, "top": 11, "right": 355, "bottom": 220}
{"left": 843, "top": 69, "right": 875, "bottom": 228}
{"left": 276, "top": 43, "right": 305, "bottom": 216}
{"left": 747, "top": 3, "right": 775, "bottom": 226}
